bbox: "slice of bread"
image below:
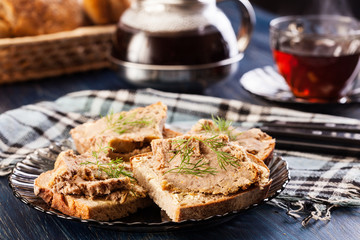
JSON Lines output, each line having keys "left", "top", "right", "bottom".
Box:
{"left": 70, "top": 102, "right": 168, "bottom": 161}
{"left": 34, "top": 149, "right": 152, "bottom": 221}
{"left": 162, "top": 127, "right": 183, "bottom": 139}
{"left": 130, "top": 135, "right": 272, "bottom": 222}
{"left": 106, "top": 128, "right": 183, "bottom": 160}
{"left": 235, "top": 128, "right": 275, "bottom": 165}
{"left": 34, "top": 170, "right": 152, "bottom": 221}
{"left": 189, "top": 119, "right": 275, "bottom": 165}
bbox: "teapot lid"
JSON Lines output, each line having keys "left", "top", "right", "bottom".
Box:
{"left": 122, "top": 0, "right": 215, "bottom": 32}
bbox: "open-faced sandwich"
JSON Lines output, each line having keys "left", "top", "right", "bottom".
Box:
{"left": 34, "top": 102, "right": 274, "bottom": 222}
{"left": 188, "top": 118, "right": 275, "bottom": 165}
{"left": 34, "top": 148, "right": 152, "bottom": 221}
{"left": 130, "top": 134, "right": 272, "bottom": 222}
{"left": 70, "top": 102, "right": 175, "bottom": 161}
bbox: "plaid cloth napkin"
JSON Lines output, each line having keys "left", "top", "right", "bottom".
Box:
{"left": 1, "top": 88, "right": 359, "bottom": 225}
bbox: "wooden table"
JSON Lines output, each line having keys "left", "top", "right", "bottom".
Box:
{"left": 0, "top": 4, "right": 359, "bottom": 240}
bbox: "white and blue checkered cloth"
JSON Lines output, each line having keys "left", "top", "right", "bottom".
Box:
{"left": 1, "top": 88, "right": 359, "bottom": 225}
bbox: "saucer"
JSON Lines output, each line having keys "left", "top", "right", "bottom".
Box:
{"left": 239, "top": 66, "right": 360, "bottom": 104}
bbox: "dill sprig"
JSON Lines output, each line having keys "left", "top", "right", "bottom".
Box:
{"left": 200, "top": 135, "right": 240, "bottom": 170}
{"left": 202, "top": 115, "right": 238, "bottom": 141}
{"left": 81, "top": 143, "right": 134, "bottom": 179}
{"left": 165, "top": 136, "right": 240, "bottom": 176}
{"left": 166, "top": 138, "right": 217, "bottom": 176}
{"left": 105, "top": 110, "right": 153, "bottom": 135}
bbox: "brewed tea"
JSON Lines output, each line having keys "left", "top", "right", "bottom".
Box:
{"left": 273, "top": 37, "right": 360, "bottom": 102}
{"left": 112, "top": 23, "right": 238, "bottom": 65}
{"left": 273, "top": 50, "right": 360, "bottom": 102}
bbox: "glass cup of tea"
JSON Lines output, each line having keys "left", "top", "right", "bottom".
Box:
{"left": 269, "top": 15, "right": 360, "bottom": 103}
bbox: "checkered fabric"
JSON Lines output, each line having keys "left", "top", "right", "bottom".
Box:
{"left": 1, "top": 88, "right": 359, "bottom": 225}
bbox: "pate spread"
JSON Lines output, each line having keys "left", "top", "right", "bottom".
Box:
{"left": 49, "top": 150, "right": 146, "bottom": 202}
{"left": 70, "top": 102, "right": 167, "bottom": 156}
{"left": 189, "top": 119, "right": 275, "bottom": 162}
{"left": 149, "top": 135, "right": 270, "bottom": 195}
{"left": 235, "top": 128, "right": 275, "bottom": 157}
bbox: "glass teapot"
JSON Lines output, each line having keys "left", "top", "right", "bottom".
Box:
{"left": 110, "top": 0, "right": 255, "bottom": 91}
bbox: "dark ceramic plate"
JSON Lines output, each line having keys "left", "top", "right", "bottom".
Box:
{"left": 8, "top": 138, "right": 289, "bottom": 232}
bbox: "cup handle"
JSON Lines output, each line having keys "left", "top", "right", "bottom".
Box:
{"left": 217, "top": 0, "right": 256, "bottom": 52}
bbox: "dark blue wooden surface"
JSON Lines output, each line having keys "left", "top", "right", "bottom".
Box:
{"left": 0, "top": 4, "right": 359, "bottom": 240}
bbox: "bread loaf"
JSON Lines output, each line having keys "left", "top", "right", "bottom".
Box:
{"left": 83, "top": 0, "right": 131, "bottom": 24}
{"left": 0, "top": 0, "right": 84, "bottom": 37}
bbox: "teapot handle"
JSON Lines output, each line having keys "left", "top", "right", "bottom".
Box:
{"left": 217, "top": 0, "right": 255, "bottom": 52}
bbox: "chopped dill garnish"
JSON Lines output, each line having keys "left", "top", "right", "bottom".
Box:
{"left": 165, "top": 136, "right": 240, "bottom": 176}
{"left": 81, "top": 143, "right": 134, "bottom": 179}
{"left": 166, "top": 138, "right": 217, "bottom": 176}
{"left": 200, "top": 135, "right": 240, "bottom": 170}
{"left": 201, "top": 115, "right": 239, "bottom": 141}
{"left": 104, "top": 110, "right": 153, "bottom": 135}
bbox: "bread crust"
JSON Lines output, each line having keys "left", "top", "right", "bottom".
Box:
{"left": 174, "top": 184, "right": 271, "bottom": 222}
{"left": 0, "top": 19, "right": 11, "bottom": 38}
{"left": 162, "top": 128, "right": 183, "bottom": 139}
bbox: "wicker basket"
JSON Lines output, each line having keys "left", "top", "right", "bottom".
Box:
{"left": 0, "top": 25, "right": 116, "bottom": 84}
